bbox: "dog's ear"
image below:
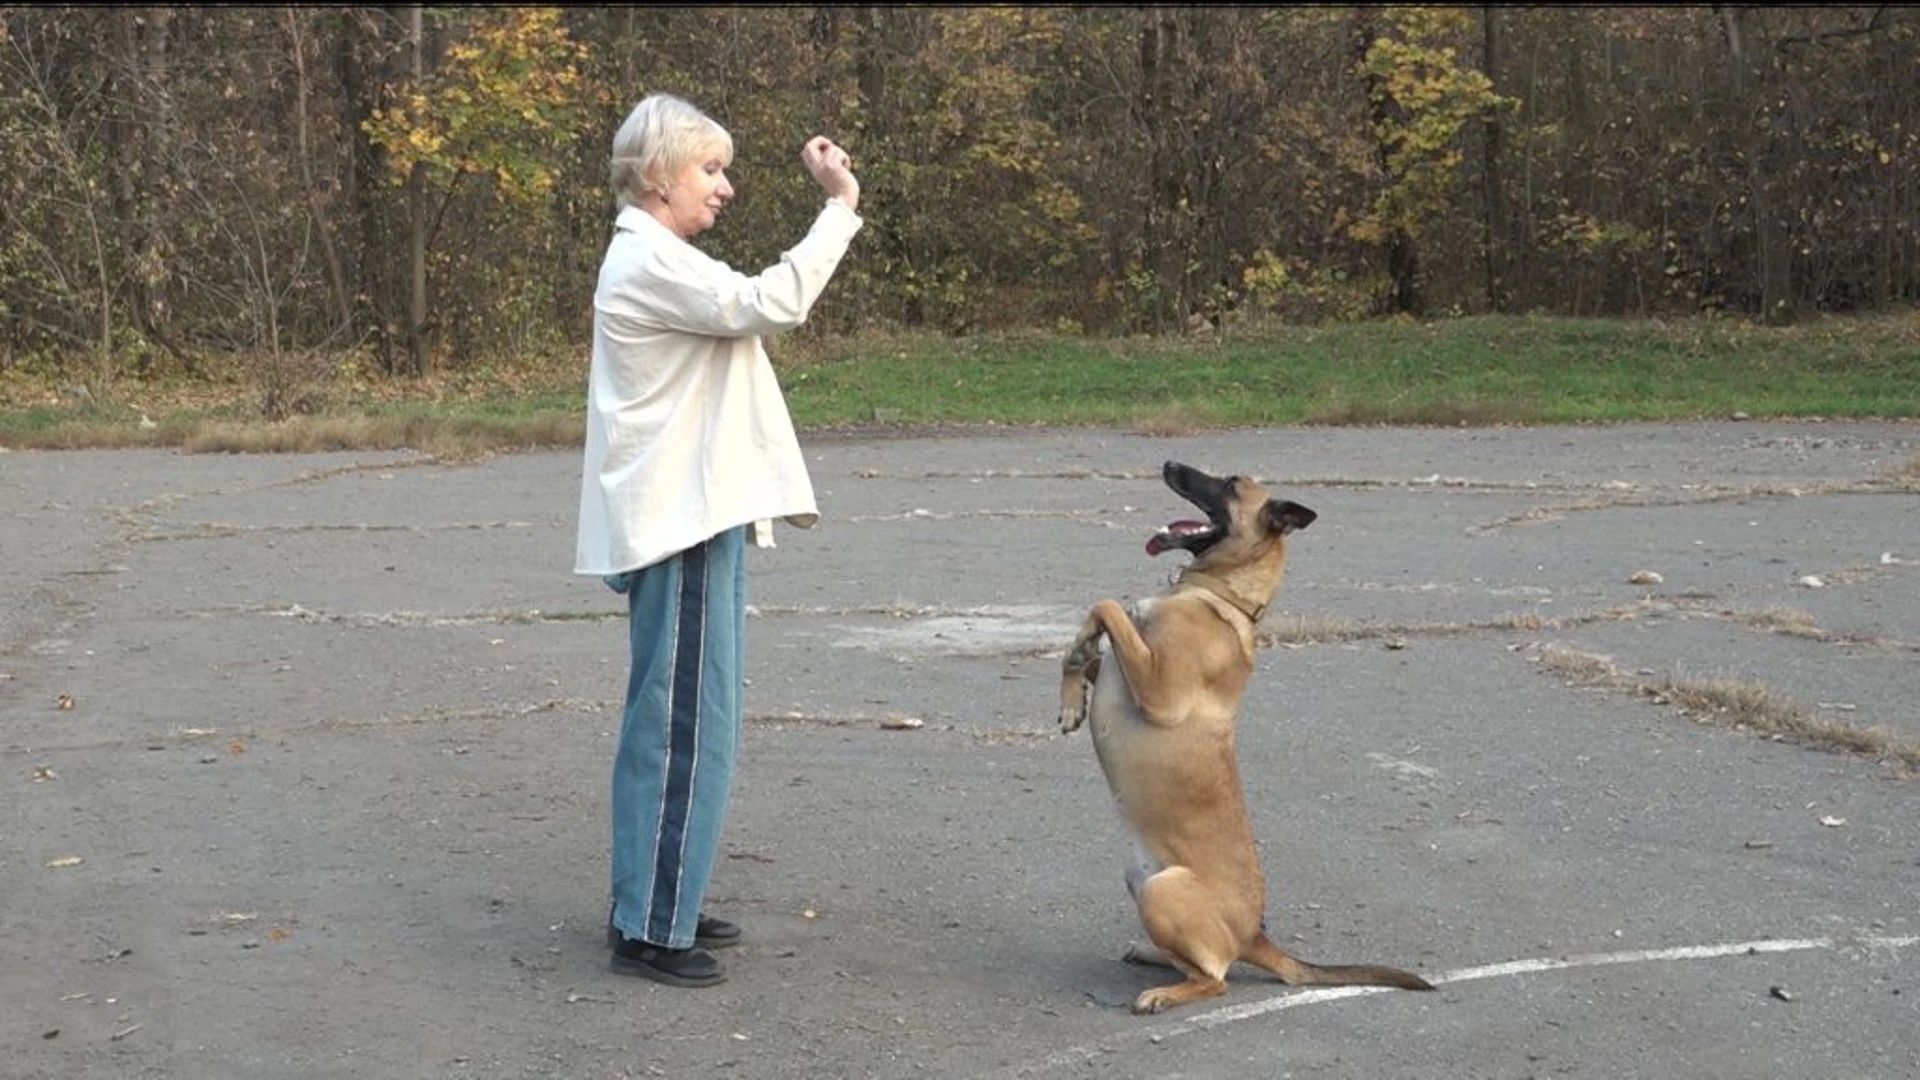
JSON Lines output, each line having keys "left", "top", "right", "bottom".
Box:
{"left": 1264, "top": 499, "right": 1316, "bottom": 535}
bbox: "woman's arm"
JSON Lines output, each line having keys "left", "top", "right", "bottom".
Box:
{"left": 604, "top": 202, "right": 862, "bottom": 338}
{"left": 603, "top": 134, "right": 863, "bottom": 339}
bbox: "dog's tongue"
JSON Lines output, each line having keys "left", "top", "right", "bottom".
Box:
{"left": 1146, "top": 519, "right": 1208, "bottom": 556}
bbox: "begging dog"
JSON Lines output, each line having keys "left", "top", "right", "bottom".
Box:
{"left": 1058, "top": 460, "right": 1433, "bottom": 1014}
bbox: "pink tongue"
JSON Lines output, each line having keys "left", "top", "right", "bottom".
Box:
{"left": 1145, "top": 519, "right": 1207, "bottom": 556}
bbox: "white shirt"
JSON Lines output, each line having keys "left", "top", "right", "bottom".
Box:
{"left": 574, "top": 198, "right": 863, "bottom": 575}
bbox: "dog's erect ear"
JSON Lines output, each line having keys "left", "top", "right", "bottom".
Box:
{"left": 1264, "top": 499, "right": 1316, "bottom": 536}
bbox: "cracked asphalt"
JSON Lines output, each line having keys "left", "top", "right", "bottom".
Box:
{"left": 3, "top": 420, "right": 1917, "bottom": 1079}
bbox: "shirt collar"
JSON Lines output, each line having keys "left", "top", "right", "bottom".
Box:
{"left": 615, "top": 204, "right": 667, "bottom": 236}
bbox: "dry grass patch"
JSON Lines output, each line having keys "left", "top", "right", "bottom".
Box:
{"left": 180, "top": 413, "right": 583, "bottom": 460}
{"left": 1305, "top": 398, "right": 1539, "bottom": 427}
{"left": 1260, "top": 612, "right": 1363, "bottom": 645}
{"left": 1536, "top": 643, "right": 1624, "bottom": 685}
{"left": 1883, "top": 454, "right": 1920, "bottom": 490}
{"left": 1132, "top": 402, "right": 1212, "bottom": 437}
{"left": 1260, "top": 602, "right": 1657, "bottom": 650}
{"left": 1726, "top": 605, "right": 1823, "bottom": 637}
{"left": 1534, "top": 643, "right": 1919, "bottom": 772}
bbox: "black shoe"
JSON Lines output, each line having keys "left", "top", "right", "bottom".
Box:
{"left": 694, "top": 914, "right": 742, "bottom": 950}
{"left": 606, "top": 909, "right": 742, "bottom": 951}
{"left": 609, "top": 937, "right": 727, "bottom": 988}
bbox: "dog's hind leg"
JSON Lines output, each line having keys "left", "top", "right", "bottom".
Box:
{"left": 1130, "top": 867, "right": 1234, "bottom": 1014}
{"left": 1123, "top": 840, "right": 1156, "bottom": 902}
{"left": 1119, "top": 841, "right": 1166, "bottom": 966}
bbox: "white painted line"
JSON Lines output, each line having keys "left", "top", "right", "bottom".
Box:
{"left": 1008, "top": 933, "right": 1919, "bottom": 1077}
{"left": 1162, "top": 933, "right": 1920, "bottom": 1039}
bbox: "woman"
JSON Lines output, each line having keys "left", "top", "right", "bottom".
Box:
{"left": 575, "top": 92, "right": 861, "bottom": 988}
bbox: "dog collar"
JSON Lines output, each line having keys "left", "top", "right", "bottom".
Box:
{"left": 1177, "top": 570, "right": 1267, "bottom": 623}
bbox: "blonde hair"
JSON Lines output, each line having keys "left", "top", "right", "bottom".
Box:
{"left": 609, "top": 93, "right": 735, "bottom": 209}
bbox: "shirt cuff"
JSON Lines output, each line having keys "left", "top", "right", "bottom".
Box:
{"left": 824, "top": 196, "right": 862, "bottom": 223}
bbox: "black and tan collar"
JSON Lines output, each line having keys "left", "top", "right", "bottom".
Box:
{"left": 1177, "top": 569, "right": 1268, "bottom": 623}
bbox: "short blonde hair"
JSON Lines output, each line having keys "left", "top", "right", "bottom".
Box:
{"left": 610, "top": 93, "right": 735, "bottom": 209}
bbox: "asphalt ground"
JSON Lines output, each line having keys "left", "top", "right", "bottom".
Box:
{"left": 3, "top": 420, "right": 1917, "bottom": 1080}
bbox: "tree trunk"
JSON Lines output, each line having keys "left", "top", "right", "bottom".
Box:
{"left": 1136, "top": 6, "right": 1190, "bottom": 331}
{"left": 1356, "top": 11, "right": 1422, "bottom": 316}
{"left": 1719, "top": 6, "right": 1793, "bottom": 323}
{"left": 112, "top": 6, "right": 183, "bottom": 370}
{"left": 1481, "top": 5, "right": 1507, "bottom": 312}
{"left": 405, "top": 3, "right": 431, "bottom": 375}
{"left": 287, "top": 9, "right": 354, "bottom": 339}
{"left": 340, "top": 8, "right": 396, "bottom": 372}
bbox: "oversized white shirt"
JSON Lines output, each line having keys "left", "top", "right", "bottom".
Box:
{"left": 574, "top": 198, "right": 863, "bottom": 575}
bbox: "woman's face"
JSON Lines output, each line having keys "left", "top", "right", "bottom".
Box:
{"left": 651, "top": 145, "right": 734, "bottom": 239}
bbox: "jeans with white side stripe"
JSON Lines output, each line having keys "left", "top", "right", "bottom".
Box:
{"left": 604, "top": 526, "right": 746, "bottom": 950}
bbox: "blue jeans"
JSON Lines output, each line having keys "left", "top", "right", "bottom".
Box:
{"left": 604, "top": 527, "right": 746, "bottom": 949}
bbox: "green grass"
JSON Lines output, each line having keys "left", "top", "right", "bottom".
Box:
{"left": 3, "top": 313, "right": 1916, "bottom": 453}
{"left": 781, "top": 314, "right": 1920, "bottom": 429}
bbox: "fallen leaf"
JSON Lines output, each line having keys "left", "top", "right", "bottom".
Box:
{"left": 45, "top": 855, "right": 84, "bottom": 869}
{"left": 56, "top": 694, "right": 75, "bottom": 711}
{"left": 1795, "top": 575, "right": 1826, "bottom": 589}
{"left": 879, "top": 716, "right": 924, "bottom": 731}
{"left": 31, "top": 765, "right": 57, "bottom": 782}
{"left": 227, "top": 737, "right": 248, "bottom": 756}
{"left": 1627, "top": 570, "right": 1664, "bottom": 585}
{"left": 1819, "top": 815, "right": 1847, "bottom": 828}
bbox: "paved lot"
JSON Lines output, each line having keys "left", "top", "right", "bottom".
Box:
{"left": 3, "top": 421, "right": 1917, "bottom": 1080}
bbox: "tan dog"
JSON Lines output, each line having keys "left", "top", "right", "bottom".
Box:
{"left": 1058, "top": 461, "right": 1433, "bottom": 1014}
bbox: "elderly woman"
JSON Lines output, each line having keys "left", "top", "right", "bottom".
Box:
{"left": 575, "top": 93, "right": 861, "bottom": 988}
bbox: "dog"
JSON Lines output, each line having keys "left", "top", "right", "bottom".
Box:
{"left": 1058, "top": 461, "right": 1433, "bottom": 1014}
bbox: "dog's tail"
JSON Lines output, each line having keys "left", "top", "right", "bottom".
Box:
{"left": 1242, "top": 932, "right": 1434, "bottom": 991}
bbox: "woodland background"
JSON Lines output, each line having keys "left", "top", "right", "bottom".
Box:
{"left": 2, "top": 5, "right": 1915, "bottom": 390}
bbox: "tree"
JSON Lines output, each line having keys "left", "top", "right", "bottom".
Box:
{"left": 1352, "top": 6, "right": 1505, "bottom": 315}
{"left": 6, "top": 5, "right": 1920, "bottom": 387}
{"left": 0, "top": 8, "right": 123, "bottom": 375}
{"left": 361, "top": 6, "right": 586, "bottom": 374}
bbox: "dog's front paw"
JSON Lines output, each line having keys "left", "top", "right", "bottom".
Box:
{"left": 1130, "top": 987, "right": 1175, "bottom": 1015}
{"left": 1061, "top": 640, "right": 1094, "bottom": 673}
{"left": 1058, "top": 660, "right": 1095, "bottom": 734}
